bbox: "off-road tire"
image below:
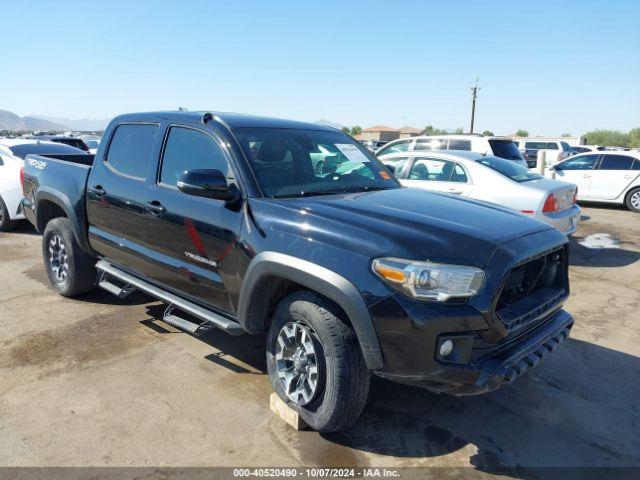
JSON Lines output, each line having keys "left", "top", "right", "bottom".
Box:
{"left": 0, "top": 195, "right": 16, "bottom": 232}
{"left": 625, "top": 187, "right": 640, "bottom": 213}
{"left": 266, "top": 291, "right": 370, "bottom": 432}
{"left": 42, "top": 217, "right": 97, "bottom": 297}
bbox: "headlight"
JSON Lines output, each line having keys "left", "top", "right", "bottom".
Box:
{"left": 372, "top": 257, "right": 485, "bottom": 301}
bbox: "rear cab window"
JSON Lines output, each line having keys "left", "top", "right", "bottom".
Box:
{"left": 105, "top": 124, "right": 159, "bottom": 179}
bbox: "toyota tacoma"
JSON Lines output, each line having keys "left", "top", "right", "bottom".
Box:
{"left": 21, "top": 111, "right": 574, "bottom": 432}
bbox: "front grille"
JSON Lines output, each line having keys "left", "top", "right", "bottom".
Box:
{"left": 496, "top": 247, "right": 568, "bottom": 330}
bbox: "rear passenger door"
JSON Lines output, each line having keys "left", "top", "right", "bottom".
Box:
{"left": 142, "top": 124, "right": 243, "bottom": 314}
{"left": 87, "top": 122, "right": 162, "bottom": 274}
{"left": 589, "top": 155, "right": 640, "bottom": 200}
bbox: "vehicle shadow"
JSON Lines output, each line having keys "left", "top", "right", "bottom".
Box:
{"left": 569, "top": 237, "right": 640, "bottom": 267}
{"left": 141, "top": 303, "right": 267, "bottom": 374}
{"left": 8, "top": 220, "right": 38, "bottom": 235}
{"left": 322, "top": 338, "right": 640, "bottom": 474}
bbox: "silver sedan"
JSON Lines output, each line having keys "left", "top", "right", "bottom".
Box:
{"left": 383, "top": 150, "right": 581, "bottom": 235}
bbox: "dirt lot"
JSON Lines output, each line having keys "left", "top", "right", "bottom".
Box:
{"left": 0, "top": 205, "right": 638, "bottom": 475}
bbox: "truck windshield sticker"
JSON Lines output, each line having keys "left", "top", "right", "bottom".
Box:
{"left": 335, "top": 144, "right": 370, "bottom": 163}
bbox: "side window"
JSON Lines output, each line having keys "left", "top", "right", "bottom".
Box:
{"left": 598, "top": 155, "right": 635, "bottom": 171}
{"left": 451, "top": 164, "right": 468, "bottom": 183}
{"left": 415, "top": 139, "right": 447, "bottom": 150}
{"left": 556, "top": 154, "right": 598, "bottom": 170}
{"left": 160, "top": 126, "right": 229, "bottom": 186}
{"left": 409, "top": 158, "right": 455, "bottom": 181}
{"left": 384, "top": 156, "right": 409, "bottom": 176}
{"left": 447, "top": 140, "right": 471, "bottom": 151}
{"left": 106, "top": 124, "right": 159, "bottom": 179}
{"left": 633, "top": 159, "right": 640, "bottom": 171}
{"left": 378, "top": 140, "right": 411, "bottom": 156}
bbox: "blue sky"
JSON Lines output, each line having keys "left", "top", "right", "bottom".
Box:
{"left": 1, "top": 0, "right": 638, "bottom": 135}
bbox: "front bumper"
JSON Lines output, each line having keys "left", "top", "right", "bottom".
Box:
{"left": 540, "top": 204, "right": 581, "bottom": 235}
{"left": 375, "top": 308, "right": 574, "bottom": 395}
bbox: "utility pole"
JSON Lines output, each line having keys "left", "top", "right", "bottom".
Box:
{"left": 469, "top": 78, "right": 480, "bottom": 134}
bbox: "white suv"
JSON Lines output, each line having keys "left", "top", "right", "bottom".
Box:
{"left": 376, "top": 135, "right": 528, "bottom": 168}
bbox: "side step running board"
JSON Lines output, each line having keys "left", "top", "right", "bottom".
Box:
{"left": 96, "top": 260, "right": 244, "bottom": 336}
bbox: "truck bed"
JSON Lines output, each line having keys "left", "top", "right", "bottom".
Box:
{"left": 21, "top": 153, "right": 94, "bottom": 234}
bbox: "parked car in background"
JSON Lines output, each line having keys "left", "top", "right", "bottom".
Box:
{"left": 547, "top": 151, "right": 640, "bottom": 212}
{"left": 33, "top": 135, "right": 90, "bottom": 152}
{"left": 0, "top": 139, "right": 86, "bottom": 230}
{"left": 85, "top": 138, "right": 101, "bottom": 154}
{"left": 383, "top": 150, "right": 580, "bottom": 234}
{"left": 517, "top": 140, "right": 575, "bottom": 168}
{"left": 572, "top": 145, "right": 604, "bottom": 153}
{"left": 377, "top": 135, "right": 527, "bottom": 167}
{"left": 360, "top": 140, "right": 387, "bottom": 152}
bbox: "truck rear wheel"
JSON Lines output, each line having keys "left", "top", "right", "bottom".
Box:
{"left": 42, "top": 217, "right": 97, "bottom": 297}
{"left": 266, "top": 291, "right": 370, "bottom": 432}
{"left": 0, "top": 196, "right": 16, "bottom": 232}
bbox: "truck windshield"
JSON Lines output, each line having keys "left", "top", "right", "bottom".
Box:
{"left": 476, "top": 156, "right": 543, "bottom": 182}
{"left": 233, "top": 128, "right": 399, "bottom": 198}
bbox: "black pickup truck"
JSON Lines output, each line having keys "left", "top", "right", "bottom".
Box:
{"left": 21, "top": 111, "right": 574, "bottom": 432}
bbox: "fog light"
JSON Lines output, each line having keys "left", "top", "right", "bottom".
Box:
{"left": 439, "top": 339, "right": 454, "bottom": 357}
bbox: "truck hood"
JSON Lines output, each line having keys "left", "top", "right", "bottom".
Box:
{"left": 250, "top": 187, "right": 552, "bottom": 268}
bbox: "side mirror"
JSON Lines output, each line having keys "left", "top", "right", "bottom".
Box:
{"left": 178, "top": 169, "right": 240, "bottom": 202}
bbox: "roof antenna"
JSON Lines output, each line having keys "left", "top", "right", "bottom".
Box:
{"left": 178, "top": 106, "right": 188, "bottom": 111}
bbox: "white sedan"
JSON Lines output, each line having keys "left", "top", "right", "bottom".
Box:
{"left": 383, "top": 150, "right": 581, "bottom": 235}
{"left": 546, "top": 151, "right": 640, "bottom": 212}
{"left": 0, "top": 139, "right": 87, "bottom": 231}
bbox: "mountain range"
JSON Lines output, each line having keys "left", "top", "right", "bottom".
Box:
{"left": 0, "top": 109, "right": 110, "bottom": 132}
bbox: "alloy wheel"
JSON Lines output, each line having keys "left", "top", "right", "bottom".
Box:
{"left": 48, "top": 235, "right": 68, "bottom": 284}
{"left": 275, "top": 321, "right": 322, "bottom": 406}
{"left": 631, "top": 191, "right": 640, "bottom": 210}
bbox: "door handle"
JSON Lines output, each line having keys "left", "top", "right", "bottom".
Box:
{"left": 145, "top": 201, "right": 166, "bottom": 215}
{"left": 624, "top": 175, "right": 633, "bottom": 179}
{"left": 89, "top": 185, "right": 106, "bottom": 197}
{"left": 582, "top": 174, "right": 591, "bottom": 178}
{"left": 448, "top": 188, "right": 463, "bottom": 194}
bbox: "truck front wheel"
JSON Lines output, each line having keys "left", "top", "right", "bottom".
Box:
{"left": 42, "top": 218, "right": 96, "bottom": 297}
{"left": 266, "top": 291, "right": 370, "bottom": 432}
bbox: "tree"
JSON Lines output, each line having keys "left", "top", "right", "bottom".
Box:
{"left": 454, "top": 127, "right": 464, "bottom": 134}
{"left": 422, "top": 125, "right": 448, "bottom": 136}
{"left": 350, "top": 125, "right": 362, "bottom": 136}
{"left": 515, "top": 129, "right": 529, "bottom": 137}
{"left": 583, "top": 129, "right": 629, "bottom": 147}
{"left": 482, "top": 130, "right": 494, "bottom": 136}
{"left": 627, "top": 128, "right": 640, "bottom": 148}
{"left": 561, "top": 133, "right": 572, "bottom": 137}
{"left": 341, "top": 127, "right": 350, "bottom": 134}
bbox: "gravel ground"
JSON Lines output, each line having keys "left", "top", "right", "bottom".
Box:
{"left": 0, "top": 205, "right": 638, "bottom": 476}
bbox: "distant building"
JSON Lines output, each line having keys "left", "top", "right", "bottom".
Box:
{"left": 358, "top": 124, "right": 422, "bottom": 142}
{"left": 359, "top": 125, "right": 398, "bottom": 142}
{"left": 398, "top": 126, "right": 423, "bottom": 138}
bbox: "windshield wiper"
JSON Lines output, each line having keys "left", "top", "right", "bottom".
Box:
{"left": 277, "top": 186, "right": 394, "bottom": 198}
